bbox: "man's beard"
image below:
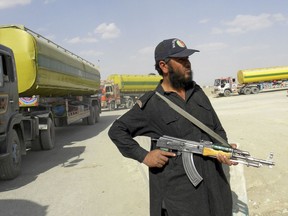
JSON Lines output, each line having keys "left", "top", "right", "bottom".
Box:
{"left": 168, "top": 66, "right": 194, "bottom": 89}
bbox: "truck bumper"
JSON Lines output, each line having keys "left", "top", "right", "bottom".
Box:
{"left": 213, "top": 89, "right": 222, "bottom": 95}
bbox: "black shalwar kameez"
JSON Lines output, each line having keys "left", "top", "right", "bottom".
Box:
{"left": 108, "top": 82, "right": 233, "bottom": 216}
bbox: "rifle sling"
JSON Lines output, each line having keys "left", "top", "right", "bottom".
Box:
{"left": 155, "top": 91, "right": 230, "bottom": 148}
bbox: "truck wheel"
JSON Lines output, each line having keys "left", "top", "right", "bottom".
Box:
{"left": 82, "top": 117, "right": 88, "bottom": 125}
{"left": 109, "top": 101, "right": 115, "bottom": 111}
{"left": 87, "top": 106, "right": 96, "bottom": 125}
{"left": 243, "top": 88, "right": 251, "bottom": 95}
{"left": 224, "top": 90, "right": 231, "bottom": 97}
{"left": 94, "top": 105, "right": 100, "bottom": 123}
{"left": 251, "top": 87, "right": 260, "bottom": 94}
{"left": 0, "top": 129, "right": 21, "bottom": 180}
{"left": 40, "top": 118, "right": 55, "bottom": 150}
{"left": 126, "top": 99, "right": 134, "bottom": 109}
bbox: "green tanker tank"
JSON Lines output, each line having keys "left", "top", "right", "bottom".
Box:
{"left": 101, "top": 74, "right": 162, "bottom": 110}
{"left": 107, "top": 74, "right": 162, "bottom": 93}
{"left": 237, "top": 66, "right": 288, "bottom": 84}
{"left": 214, "top": 66, "right": 288, "bottom": 97}
{"left": 0, "top": 25, "right": 100, "bottom": 97}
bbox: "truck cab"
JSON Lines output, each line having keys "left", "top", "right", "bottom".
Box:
{"left": 214, "top": 77, "right": 238, "bottom": 97}
{"left": 0, "top": 44, "right": 23, "bottom": 179}
{"left": 100, "top": 81, "right": 121, "bottom": 110}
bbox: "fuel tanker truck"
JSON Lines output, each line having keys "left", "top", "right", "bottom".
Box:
{"left": 101, "top": 74, "right": 162, "bottom": 110}
{"left": 213, "top": 66, "right": 288, "bottom": 97}
{"left": 0, "top": 25, "right": 101, "bottom": 180}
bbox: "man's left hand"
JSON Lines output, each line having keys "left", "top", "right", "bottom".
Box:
{"left": 216, "top": 143, "right": 238, "bottom": 166}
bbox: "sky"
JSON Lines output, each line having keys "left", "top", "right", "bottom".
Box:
{"left": 0, "top": 0, "right": 287, "bottom": 85}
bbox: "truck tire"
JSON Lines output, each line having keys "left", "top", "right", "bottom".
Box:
{"left": 109, "top": 101, "right": 115, "bottom": 111}
{"left": 126, "top": 99, "right": 134, "bottom": 109}
{"left": 94, "top": 105, "right": 100, "bottom": 123}
{"left": 251, "top": 87, "right": 260, "bottom": 94}
{"left": 87, "top": 106, "right": 96, "bottom": 125}
{"left": 40, "top": 118, "right": 55, "bottom": 150}
{"left": 224, "top": 90, "right": 231, "bottom": 97}
{"left": 0, "top": 129, "right": 21, "bottom": 180}
{"left": 82, "top": 117, "right": 88, "bottom": 125}
{"left": 243, "top": 88, "right": 251, "bottom": 95}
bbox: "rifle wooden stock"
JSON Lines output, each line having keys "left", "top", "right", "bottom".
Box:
{"left": 202, "top": 147, "right": 232, "bottom": 158}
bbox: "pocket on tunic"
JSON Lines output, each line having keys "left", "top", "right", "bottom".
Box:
{"left": 161, "top": 111, "right": 179, "bottom": 125}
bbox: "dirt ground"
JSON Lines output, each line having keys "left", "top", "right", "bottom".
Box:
{"left": 209, "top": 90, "right": 288, "bottom": 216}
{"left": 135, "top": 89, "right": 288, "bottom": 216}
{"left": 0, "top": 89, "right": 286, "bottom": 216}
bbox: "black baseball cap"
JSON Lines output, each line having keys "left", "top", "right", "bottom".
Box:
{"left": 154, "top": 38, "right": 199, "bottom": 62}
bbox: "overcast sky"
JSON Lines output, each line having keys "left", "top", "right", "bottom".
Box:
{"left": 0, "top": 0, "right": 287, "bottom": 85}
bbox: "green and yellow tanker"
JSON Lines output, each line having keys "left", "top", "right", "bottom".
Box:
{"left": 0, "top": 25, "right": 101, "bottom": 180}
{"left": 101, "top": 74, "right": 162, "bottom": 110}
{"left": 0, "top": 24, "right": 100, "bottom": 97}
{"left": 214, "top": 66, "right": 288, "bottom": 96}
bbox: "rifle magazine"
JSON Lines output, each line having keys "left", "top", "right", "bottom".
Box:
{"left": 182, "top": 152, "right": 203, "bottom": 187}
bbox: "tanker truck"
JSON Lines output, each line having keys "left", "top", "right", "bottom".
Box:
{"left": 213, "top": 66, "right": 288, "bottom": 97}
{"left": 0, "top": 25, "right": 101, "bottom": 180}
{"left": 101, "top": 74, "right": 162, "bottom": 110}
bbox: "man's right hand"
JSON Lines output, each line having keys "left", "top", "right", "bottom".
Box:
{"left": 143, "top": 149, "right": 176, "bottom": 168}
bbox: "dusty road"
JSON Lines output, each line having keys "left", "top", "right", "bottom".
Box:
{"left": 0, "top": 111, "right": 149, "bottom": 216}
{"left": 210, "top": 90, "right": 288, "bottom": 216}
{"left": 0, "top": 90, "right": 287, "bottom": 216}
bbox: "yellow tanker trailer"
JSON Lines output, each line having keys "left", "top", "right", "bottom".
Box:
{"left": 101, "top": 74, "right": 162, "bottom": 110}
{"left": 0, "top": 25, "right": 101, "bottom": 180}
{"left": 0, "top": 24, "right": 100, "bottom": 96}
{"left": 237, "top": 66, "right": 288, "bottom": 84}
{"left": 214, "top": 66, "right": 288, "bottom": 96}
{"left": 237, "top": 66, "right": 288, "bottom": 95}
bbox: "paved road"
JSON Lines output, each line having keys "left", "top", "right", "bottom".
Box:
{"left": 0, "top": 90, "right": 287, "bottom": 216}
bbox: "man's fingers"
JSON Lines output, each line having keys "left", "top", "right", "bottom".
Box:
{"left": 156, "top": 150, "right": 176, "bottom": 167}
{"left": 143, "top": 149, "right": 176, "bottom": 168}
{"left": 156, "top": 161, "right": 165, "bottom": 168}
{"left": 217, "top": 153, "right": 237, "bottom": 166}
{"left": 160, "top": 150, "right": 176, "bottom": 157}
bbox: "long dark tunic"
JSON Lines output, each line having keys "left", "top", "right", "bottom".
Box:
{"left": 108, "top": 82, "right": 233, "bottom": 216}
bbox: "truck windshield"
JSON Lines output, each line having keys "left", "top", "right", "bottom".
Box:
{"left": 214, "top": 79, "right": 221, "bottom": 86}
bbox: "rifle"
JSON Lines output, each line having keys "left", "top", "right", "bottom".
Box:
{"left": 155, "top": 135, "right": 275, "bottom": 187}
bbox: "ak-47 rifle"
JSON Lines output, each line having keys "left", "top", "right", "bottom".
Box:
{"left": 155, "top": 135, "right": 275, "bottom": 187}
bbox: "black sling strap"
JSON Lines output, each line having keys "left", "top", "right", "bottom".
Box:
{"left": 155, "top": 91, "right": 231, "bottom": 148}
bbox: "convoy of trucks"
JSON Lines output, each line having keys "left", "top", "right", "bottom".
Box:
{"left": 213, "top": 66, "right": 288, "bottom": 97}
{"left": 0, "top": 24, "right": 287, "bottom": 180}
{"left": 100, "top": 74, "right": 162, "bottom": 110}
{"left": 0, "top": 25, "right": 101, "bottom": 180}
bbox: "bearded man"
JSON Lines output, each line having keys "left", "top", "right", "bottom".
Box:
{"left": 108, "top": 38, "right": 235, "bottom": 216}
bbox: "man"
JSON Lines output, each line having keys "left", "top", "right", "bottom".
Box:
{"left": 109, "top": 38, "right": 235, "bottom": 216}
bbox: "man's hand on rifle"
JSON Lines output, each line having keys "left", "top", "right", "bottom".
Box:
{"left": 216, "top": 143, "right": 238, "bottom": 166}
{"left": 143, "top": 149, "right": 176, "bottom": 168}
